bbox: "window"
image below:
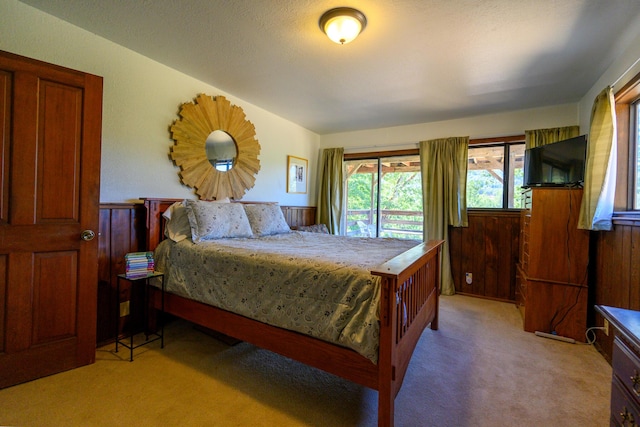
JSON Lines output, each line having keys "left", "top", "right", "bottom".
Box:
{"left": 615, "top": 70, "right": 640, "bottom": 210}
{"left": 345, "top": 154, "right": 423, "bottom": 240}
{"left": 634, "top": 99, "right": 640, "bottom": 209}
{"left": 343, "top": 137, "right": 523, "bottom": 240}
{"left": 467, "top": 141, "right": 525, "bottom": 209}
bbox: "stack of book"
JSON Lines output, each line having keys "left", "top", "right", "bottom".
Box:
{"left": 124, "top": 251, "right": 155, "bottom": 278}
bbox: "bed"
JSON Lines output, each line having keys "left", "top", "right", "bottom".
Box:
{"left": 143, "top": 197, "right": 443, "bottom": 427}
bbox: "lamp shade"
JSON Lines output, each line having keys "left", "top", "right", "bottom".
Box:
{"left": 319, "top": 7, "right": 367, "bottom": 44}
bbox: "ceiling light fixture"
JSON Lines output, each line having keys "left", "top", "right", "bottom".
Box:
{"left": 319, "top": 7, "right": 367, "bottom": 45}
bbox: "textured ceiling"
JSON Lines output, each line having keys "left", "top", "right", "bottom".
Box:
{"left": 19, "top": 0, "right": 640, "bottom": 134}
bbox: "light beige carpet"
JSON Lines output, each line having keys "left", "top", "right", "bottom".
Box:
{"left": 0, "top": 295, "right": 611, "bottom": 426}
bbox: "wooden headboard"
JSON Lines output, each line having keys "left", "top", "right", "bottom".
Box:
{"left": 141, "top": 198, "right": 317, "bottom": 251}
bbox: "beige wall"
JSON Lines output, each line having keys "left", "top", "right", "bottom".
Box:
{"left": 578, "top": 14, "right": 640, "bottom": 132}
{"left": 0, "top": 0, "right": 320, "bottom": 205}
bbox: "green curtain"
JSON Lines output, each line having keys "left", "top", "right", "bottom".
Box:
{"left": 578, "top": 87, "right": 617, "bottom": 231}
{"left": 525, "top": 125, "right": 580, "bottom": 149}
{"left": 420, "top": 137, "right": 469, "bottom": 296}
{"left": 316, "top": 147, "right": 344, "bottom": 235}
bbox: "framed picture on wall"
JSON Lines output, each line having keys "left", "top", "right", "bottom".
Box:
{"left": 287, "top": 155, "right": 308, "bottom": 194}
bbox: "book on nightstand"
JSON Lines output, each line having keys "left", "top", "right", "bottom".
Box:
{"left": 124, "top": 251, "right": 155, "bottom": 278}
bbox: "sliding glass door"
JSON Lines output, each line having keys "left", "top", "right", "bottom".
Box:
{"left": 345, "top": 155, "right": 422, "bottom": 240}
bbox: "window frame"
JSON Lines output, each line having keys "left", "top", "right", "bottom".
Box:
{"left": 613, "top": 71, "right": 640, "bottom": 211}
{"left": 343, "top": 150, "right": 422, "bottom": 238}
{"left": 467, "top": 136, "right": 525, "bottom": 209}
{"left": 632, "top": 100, "right": 640, "bottom": 209}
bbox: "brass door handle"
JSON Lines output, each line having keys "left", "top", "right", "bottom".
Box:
{"left": 81, "top": 230, "right": 96, "bottom": 241}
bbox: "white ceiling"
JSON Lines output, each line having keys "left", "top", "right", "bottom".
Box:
{"left": 19, "top": 0, "right": 640, "bottom": 135}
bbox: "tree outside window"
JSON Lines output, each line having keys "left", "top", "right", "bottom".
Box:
{"left": 467, "top": 143, "right": 525, "bottom": 209}
{"left": 345, "top": 156, "right": 422, "bottom": 240}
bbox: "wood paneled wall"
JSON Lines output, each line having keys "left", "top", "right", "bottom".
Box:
{"left": 97, "top": 203, "right": 147, "bottom": 345}
{"left": 96, "top": 203, "right": 316, "bottom": 345}
{"left": 449, "top": 210, "right": 521, "bottom": 301}
{"left": 280, "top": 206, "right": 316, "bottom": 228}
{"left": 591, "top": 215, "right": 640, "bottom": 362}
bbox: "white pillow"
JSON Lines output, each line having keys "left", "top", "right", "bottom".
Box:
{"left": 162, "top": 198, "right": 230, "bottom": 242}
{"left": 243, "top": 203, "right": 291, "bottom": 237}
{"left": 184, "top": 200, "right": 253, "bottom": 242}
{"left": 162, "top": 201, "right": 191, "bottom": 242}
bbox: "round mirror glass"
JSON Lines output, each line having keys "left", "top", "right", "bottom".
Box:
{"left": 205, "top": 130, "right": 237, "bottom": 171}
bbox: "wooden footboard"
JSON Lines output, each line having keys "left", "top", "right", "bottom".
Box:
{"left": 142, "top": 198, "right": 442, "bottom": 427}
{"left": 373, "top": 240, "right": 442, "bottom": 426}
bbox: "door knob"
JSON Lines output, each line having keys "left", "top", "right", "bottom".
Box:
{"left": 81, "top": 230, "right": 96, "bottom": 241}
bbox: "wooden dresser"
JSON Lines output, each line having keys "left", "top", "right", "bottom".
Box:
{"left": 596, "top": 305, "right": 640, "bottom": 427}
{"left": 515, "top": 187, "right": 589, "bottom": 341}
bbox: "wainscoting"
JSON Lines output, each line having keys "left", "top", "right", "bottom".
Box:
{"left": 96, "top": 202, "right": 317, "bottom": 346}
{"left": 97, "top": 203, "right": 147, "bottom": 345}
{"left": 592, "top": 215, "right": 640, "bottom": 362}
{"left": 449, "top": 210, "right": 521, "bottom": 302}
{"left": 279, "top": 205, "right": 316, "bottom": 228}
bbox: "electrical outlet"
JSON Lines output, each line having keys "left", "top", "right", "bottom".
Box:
{"left": 465, "top": 272, "right": 472, "bottom": 285}
{"left": 603, "top": 319, "right": 609, "bottom": 336}
{"left": 120, "top": 301, "right": 130, "bottom": 317}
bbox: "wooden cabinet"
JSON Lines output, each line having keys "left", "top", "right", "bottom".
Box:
{"left": 596, "top": 306, "right": 640, "bottom": 426}
{"left": 611, "top": 339, "right": 640, "bottom": 426}
{"left": 516, "top": 188, "right": 589, "bottom": 341}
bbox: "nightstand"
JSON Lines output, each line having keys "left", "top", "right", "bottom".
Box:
{"left": 115, "top": 271, "right": 165, "bottom": 361}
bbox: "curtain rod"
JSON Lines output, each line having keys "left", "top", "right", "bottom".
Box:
{"left": 612, "top": 56, "right": 640, "bottom": 88}
{"left": 343, "top": 143, "right": 418, "bottom": 152}
{"left": 342, "top": 134, "right": 524, "bottom": 153}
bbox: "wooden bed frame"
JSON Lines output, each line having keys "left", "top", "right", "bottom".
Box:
{"left": 143, "top": 198, "right": 443, "bottom": 427}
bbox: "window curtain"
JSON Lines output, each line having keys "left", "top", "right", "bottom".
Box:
{"left": 525, "top": 125, "right": 579, "bottom": 149}
{"left": 316, "top": 147, "right": 344, "bottom": 235}
{"left": 578, "top": 87, "right": 617, "bottom": 231}
{"left": 420, "top": 137, "right": 469, "bottom": 296}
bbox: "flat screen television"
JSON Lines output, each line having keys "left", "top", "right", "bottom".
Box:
{"left": 523, "top": 135, "right": 587, "bottom": 188}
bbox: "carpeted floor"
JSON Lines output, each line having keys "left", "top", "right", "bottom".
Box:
{"left": 0, "top": 295, "right": 611, "bottom": 426}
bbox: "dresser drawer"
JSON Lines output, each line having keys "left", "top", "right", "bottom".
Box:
{"left": 522, "top": 190, "right": 532, "bottom": 209}
{"left": 611, "top": 375, "right": 640, "bottom": 427}
{"left": 613, "top": 337, "right": 640, "bottom": 403}
{"left": 596, "top": 307, "right": 640, "bottom": 427}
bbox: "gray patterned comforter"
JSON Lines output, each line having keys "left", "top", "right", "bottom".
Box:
{"left": 154, "top": 231, "right": 419, "bottom": 363}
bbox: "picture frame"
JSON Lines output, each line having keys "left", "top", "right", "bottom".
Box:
{"left": 287, "top": 155, "right": 308, "bottom": 194}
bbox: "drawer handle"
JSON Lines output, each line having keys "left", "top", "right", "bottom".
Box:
{"left": 631, "top": 370, "right": 640, "bottom": 396}
{"left": 620, "top": 406, "right": 638, "bottom": 427}
{"left": 620, "top": 406, "right": 636, "bottom": 426}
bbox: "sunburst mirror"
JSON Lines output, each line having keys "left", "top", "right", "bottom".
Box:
{"left": 169, "top": 94, "right": 261, "bottom": 200}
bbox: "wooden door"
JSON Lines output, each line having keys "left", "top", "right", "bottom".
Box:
{"left": 0, "top": 51, "right": 103, "bottom": 388}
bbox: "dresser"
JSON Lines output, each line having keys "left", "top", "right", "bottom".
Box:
{"left": 516, "top": 187, "right": 590, "bottom": 341}
{"left": 596, "top": 305, "right": 640, "bottom": 427}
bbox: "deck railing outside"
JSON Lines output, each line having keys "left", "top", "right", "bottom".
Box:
{"left": 346, "top": 209, "right": 423, "bottom": 240}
